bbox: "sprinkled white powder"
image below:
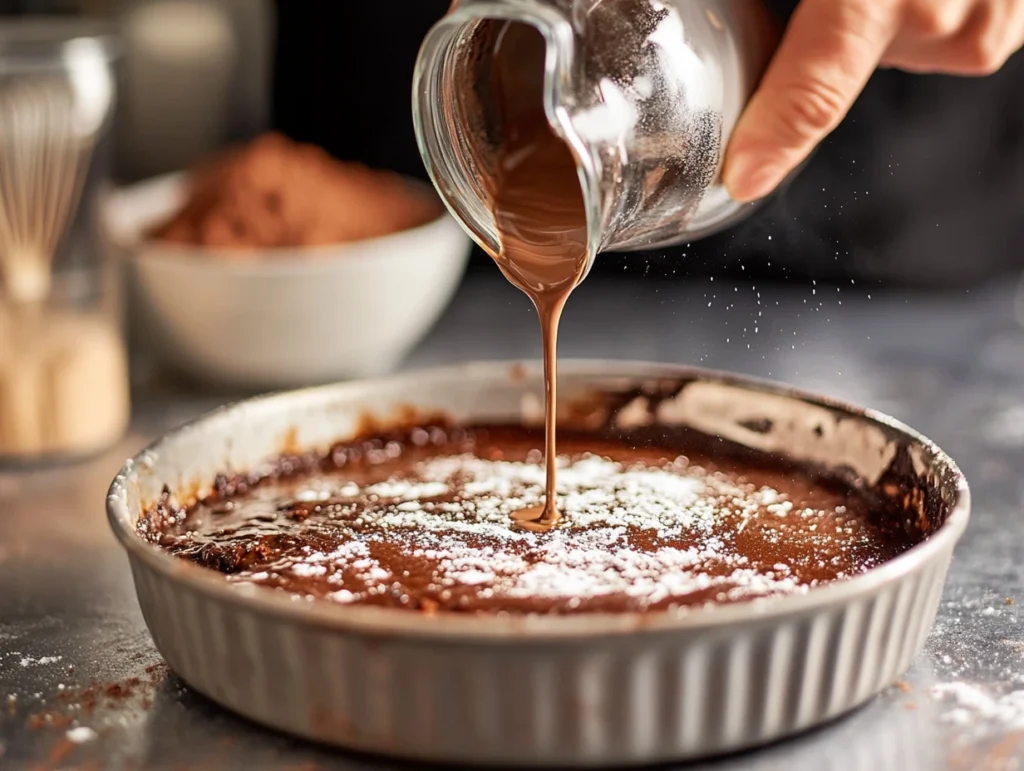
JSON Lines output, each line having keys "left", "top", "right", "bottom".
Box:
{"left": 190, "top": 451, "right": 867, "bottom": 611}
{"left": 65, "top": 726, "right": 97, "bottom": 744}
{"left": 290, "top": 563, "right": 327, "bottom": 578}
{"left": 161, "top": 435, "right": 897, "bottom": 615}
{"left": 295, "top": 488, "right": 332, "bottom": 503}
{"left": 366, "top": 480, "right": 449, "bottom": 500}
{"left": 19, "top": 655, "right": 62, "bottom": 668}
{"left": 931, "top": 683, "right": 1024, "bottom": 736}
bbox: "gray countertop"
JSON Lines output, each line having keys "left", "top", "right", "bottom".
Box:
{"left": 3, "top": 269, "right": 1024, "bottom": 770}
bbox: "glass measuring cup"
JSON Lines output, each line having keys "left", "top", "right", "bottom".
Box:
{"left": 413, "top": 0, "right": 780, "bottom": 274}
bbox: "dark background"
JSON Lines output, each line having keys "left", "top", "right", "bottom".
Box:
{"left": 272, "top": 0, "right": 1024, "bottom": 288}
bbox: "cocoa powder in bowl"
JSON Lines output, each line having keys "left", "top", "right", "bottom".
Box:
{"left": 149, "top": 133, "right": 442, "bottom": 250}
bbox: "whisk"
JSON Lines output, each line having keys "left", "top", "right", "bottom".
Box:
{"left": 0, "top": 77, "right": 128, "bottom": 461}
{"left": 0, "top": 77, "right": 97, "bottom": 306}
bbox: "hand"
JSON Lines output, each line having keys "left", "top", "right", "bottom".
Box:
{"left": 722, "top": 0, "right": 1024, "bottom": 202}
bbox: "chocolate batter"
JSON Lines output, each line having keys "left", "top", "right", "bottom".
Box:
{"left": 484, "top": 22, "right": 590, "bottom": 533}
{"left": 140, "top": 424, "right": 914, "bottom": 615}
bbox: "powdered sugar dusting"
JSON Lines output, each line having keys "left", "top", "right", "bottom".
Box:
{"left": 152, "top": 439, "right": 899, "bottom": 615}
{"left": 287, "top": 454, "right": 779, "bottom": 606}
{"left": 931, "top": 683, "right": 1024, "bottom": 736}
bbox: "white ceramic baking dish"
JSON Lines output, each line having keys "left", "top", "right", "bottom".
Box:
{"left": 107, "top": 361, "right": 969, "bottom": 766}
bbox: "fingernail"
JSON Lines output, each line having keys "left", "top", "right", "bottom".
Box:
{"left": 723, "top": 152, "right": 784, "bottom": 203}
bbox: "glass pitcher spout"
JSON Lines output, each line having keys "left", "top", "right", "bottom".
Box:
{"left": 412, "top": 0, "right": 780, "bottom": 265}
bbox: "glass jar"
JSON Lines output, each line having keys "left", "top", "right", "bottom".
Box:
{"left": 413, "top": 0, "right": 780, "bottom": 272}
{"left": 0, "top": 18, "right": 130, "bottom": 463}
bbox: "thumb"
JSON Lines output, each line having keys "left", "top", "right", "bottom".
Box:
{"left": 723, "top": 0, "right": 897, "bottom": 202}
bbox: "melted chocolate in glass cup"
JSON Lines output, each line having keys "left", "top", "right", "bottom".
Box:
{"left": 485, "top": 22, "right": 589, "bottom": 532}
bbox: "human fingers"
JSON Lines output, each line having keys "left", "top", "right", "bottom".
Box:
{"left": 723, "top": 0, "right": 900, "bottom": 202}
{"left": 882, "top": 0, "right": 1024, "bottom": 74}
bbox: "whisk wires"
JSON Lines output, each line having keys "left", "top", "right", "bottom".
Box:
{"left": 0, "top": 78, "right": 96, "bottom": 306}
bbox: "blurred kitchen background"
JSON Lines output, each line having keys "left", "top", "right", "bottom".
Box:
{"left": 0, "top": 0, "right": 1022, "bottom": 462}
{"left": 0, "top": 0, "right": 272, "bottom": 180}
{"left": 8, "top": 0, "right": 1022, "bottom": 277}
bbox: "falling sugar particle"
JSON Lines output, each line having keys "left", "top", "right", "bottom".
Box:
{"left": 66, "top": 726, "right": 98, "bottom": 744}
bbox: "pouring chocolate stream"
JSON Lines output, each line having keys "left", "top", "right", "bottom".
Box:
{"left": 484, "top": 22, "right": 589, "bottom": 532}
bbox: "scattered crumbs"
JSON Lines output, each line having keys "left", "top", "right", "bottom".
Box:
{"left": 66, "top": 726, "right": 98, "bottom": 743}
{"left": 1007, "top": 598, "right": 1015, "bottom": 606}
{"left": 896, "top": 680, "right": 912, "bottom": 693}
{"left": 25, "top": 663, "right": 170, "bottom": 732}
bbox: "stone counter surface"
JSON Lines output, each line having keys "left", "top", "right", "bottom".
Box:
{"left": 3, "top": 271, "right": 1024, "bottom": 770}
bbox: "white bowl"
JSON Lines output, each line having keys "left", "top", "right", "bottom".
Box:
{"left": 102, "top": 173, "right": 472, "bottom": 390}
